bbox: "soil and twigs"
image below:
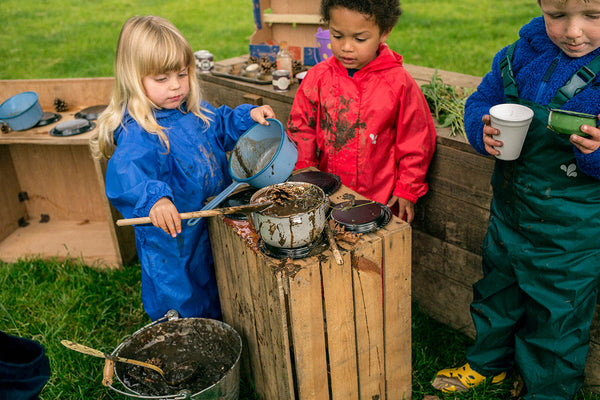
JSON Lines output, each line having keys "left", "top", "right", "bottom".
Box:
{"left": 254, "top": 183, "right": 325, "bottom": 217}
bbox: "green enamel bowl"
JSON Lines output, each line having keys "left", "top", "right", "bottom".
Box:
{"left": 548, "top": 109, "right": 596, "bottom": 137}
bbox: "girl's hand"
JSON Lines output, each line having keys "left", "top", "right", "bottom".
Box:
{"left": 572, "top": 119, "right": 600, "bottom": 154}
{"left": 482, "top": 114, "right": 502, "bottom": 156}
{"left": 250, "top": 105, "right": 276, "bottom": 125}
{"left": 149, "top": 197, "right": 181, "bottom": 238}
{"left": 388, "top": 196, "right": 415, "bottom": 224}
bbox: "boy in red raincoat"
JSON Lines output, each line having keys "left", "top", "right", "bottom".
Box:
{"left": 287, "top": 0, "right": 436, "bottom": 223}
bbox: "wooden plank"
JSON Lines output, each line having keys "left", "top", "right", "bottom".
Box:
{"left": 276, "top": 271, "right": 297, "bottom": 400}
{"left": 262, "top": 14, "right": 322, "bottom": 24}
{"left": 0, "top": 112, "right": 98, "bottom": 146}
{"left": 0, "top": 78, "right": 113, "bottom": 110}
{"left": 286, "top": 261, "right": 329, "bottom": 400}
{"left": 0, "top": 219, "right": 120, "bottom": 267}
{"left": 352, "top": 234, "right": 386, "bottom": 400}
{"left": 227, "top": 223, "right": 269, "bottom": 397}
{"left": 412, "top": 230, "right": 483, "bottom": 284}
{"left": 381, "top": 220, "right": 412, "bottom": 400}
{"left": 414, "top": 188, "right": 490, "bottom": 256}
{"left": 321, "top": 248, "right": 359, "bottom": 400}
{"left": 0, "top": 145, "right": 25, "bottom": 242}
{"left": 246, "top": 247, "right": 287, "bottom": 400}
{"left": 9, "top": 144, "right": 106, "bottom": 221}
{"left": 426, "top": 144, "right": 494, "bottom": 209}
{"left": 403, "top": 64, "right": 482, "bottom": 90}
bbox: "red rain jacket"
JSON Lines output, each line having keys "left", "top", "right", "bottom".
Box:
{"left": 287, "top": 44, "right": 436, "bottom": 204}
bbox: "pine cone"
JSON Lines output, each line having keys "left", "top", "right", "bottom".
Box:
{"left": 292, "top": 60, "right": 303, "bottom": 76}
{"left": 259, "top": 56, "right": 276, "bottom": 74}
{"left": 1, "top": 123, "right": 10, "bottom": 134}
{"left": 53, "top": 98, "right": 68, "bottom": 112}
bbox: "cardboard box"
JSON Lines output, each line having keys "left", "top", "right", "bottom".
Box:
{"left": 250, "top": 0, "right": 324, "bottom": 66}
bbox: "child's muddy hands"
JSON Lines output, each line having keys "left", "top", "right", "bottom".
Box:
{"left": 388, "top": 196, "right": 415, "bottom": 224}
{"left": 250, "top": 105, "right": 276, "bottom": 125}
{"left": 149, "top": 197, "right": 181, "bottom": 238}
{"left": 572, "top": 118, "right": 600, "bottom": 154}
{"left": 482, "top": 114, "right": 502, "bottom": 156}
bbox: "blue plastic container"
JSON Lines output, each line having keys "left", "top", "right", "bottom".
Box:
{"left": 0, "top": 91, "right": 43, "bottom": 131}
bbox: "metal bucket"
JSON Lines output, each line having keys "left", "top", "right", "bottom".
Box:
{"left": 107, "top": 311, "right": 242, "bottom": 400}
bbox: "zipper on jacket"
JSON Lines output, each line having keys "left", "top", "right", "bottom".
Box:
{"left": 535, "top": 55, "right": 560, "bottom": 104}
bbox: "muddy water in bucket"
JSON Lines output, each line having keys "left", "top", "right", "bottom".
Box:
{"left": 112, "top": 317, "right": 242, "bottom": 399}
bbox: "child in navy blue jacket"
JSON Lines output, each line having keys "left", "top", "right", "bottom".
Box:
{"left": 432, "top": 1, "right": 600, "bottom": 399}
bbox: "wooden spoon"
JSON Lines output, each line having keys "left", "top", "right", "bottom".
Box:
{"left": 116, "top": 201, "right": 273, "bottom": 226}
{"left": 61, "top": 339, "right": 165, "bottom": 377}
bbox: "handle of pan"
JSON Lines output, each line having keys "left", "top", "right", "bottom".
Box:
{"left": 187, "top": 181, "right": 244, "bottom": 226}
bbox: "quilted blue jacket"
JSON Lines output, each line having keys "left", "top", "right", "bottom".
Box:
{"left": 465, "top": 16, "right": 600, "bottom": 179}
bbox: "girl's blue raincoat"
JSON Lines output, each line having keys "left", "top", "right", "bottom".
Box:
{"left": 105, "top": 101, "right": 255, "bottom": 320}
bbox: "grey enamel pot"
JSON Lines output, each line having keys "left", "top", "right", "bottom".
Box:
{"left": 250, "top": 182, "right": 329, "bottom": 248}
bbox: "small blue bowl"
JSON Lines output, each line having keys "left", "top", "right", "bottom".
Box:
{"left": 0, "top": 91, "right": 43, "bottom": 131}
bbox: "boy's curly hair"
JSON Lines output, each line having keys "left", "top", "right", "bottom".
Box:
{"left": 320, "top": 0, "right": 402, "bottom": 34}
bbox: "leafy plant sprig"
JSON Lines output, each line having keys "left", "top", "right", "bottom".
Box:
{"left": 420, "top": 70, "right": 475, "bottom": 139}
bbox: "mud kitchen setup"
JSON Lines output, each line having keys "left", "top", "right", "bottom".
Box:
{"left": 7, "top": 0, "right": 600, "bottom": 398}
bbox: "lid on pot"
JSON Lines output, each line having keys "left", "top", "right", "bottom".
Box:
{"left": 49, "top": 118, "right": 96, "bottom": 137}
{"left": 74, "top": 105, "right": 107, "bottom": 120}
{"left": 35, "top": 112, "right": 62, "bottom": 127}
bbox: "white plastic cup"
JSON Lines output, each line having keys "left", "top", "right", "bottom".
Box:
{"left": 489, "top": 103, "right": 534, "bottom": 161}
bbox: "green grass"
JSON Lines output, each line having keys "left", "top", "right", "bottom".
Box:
{"left": 1, "top": 0, "right": 541, "bottom": 80}
{"left": 3, "top": 259, "right": 600, "bottom": 399}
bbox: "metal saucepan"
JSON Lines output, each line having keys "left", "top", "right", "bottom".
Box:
{"left": 250, "top": 182, "right": 329, "bottom": 248}
{"left": 188, "top": 118, "right": 297, "bottom": 226}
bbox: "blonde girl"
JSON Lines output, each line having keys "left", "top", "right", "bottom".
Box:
{"left": 96, "top": 15, "right": 274, "bottom": 321}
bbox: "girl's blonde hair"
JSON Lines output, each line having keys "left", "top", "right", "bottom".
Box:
{"left": 95, "top": 15, "right": 210, "bottom": 159}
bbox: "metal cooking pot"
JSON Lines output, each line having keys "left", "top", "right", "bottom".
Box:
{"left": 188, "top": 118, "right": 297, "bottom": 225}
{"left": 107, "top": 311, "right": 242, "bottom": 400}
{"left": 250, "top": 182, "right": 329, "bottom": 248}
{"left": 0, "top": 91, "right": 43, "bottom": 131}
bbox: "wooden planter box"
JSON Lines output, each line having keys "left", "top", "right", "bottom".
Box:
{"left": 0, "top": 78, "right": 135, "bottom": 268}
{"left": 208, "top": 182, "right": 412, "bottom": 400}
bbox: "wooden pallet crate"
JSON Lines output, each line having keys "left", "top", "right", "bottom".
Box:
{"left": 207, "top": 182, "right": 412, "bottom": 400}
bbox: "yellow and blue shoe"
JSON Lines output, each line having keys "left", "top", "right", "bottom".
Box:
{"left": 431, "top": 362, "right": 506, "bottom": 393}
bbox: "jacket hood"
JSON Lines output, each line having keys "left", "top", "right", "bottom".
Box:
{"left": 519, "top": 16, "right": 556, "bottom": 54}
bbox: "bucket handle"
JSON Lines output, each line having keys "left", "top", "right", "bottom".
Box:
{"left": 104, "top": 382, "right": 192, "bottom": 399}
{"left": 187, "top": 181, "right": 245, "bottom": 226}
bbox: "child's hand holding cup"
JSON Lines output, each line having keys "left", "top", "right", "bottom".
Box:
{"left": 488, "top": 103, "right": 534, "bottom": 160}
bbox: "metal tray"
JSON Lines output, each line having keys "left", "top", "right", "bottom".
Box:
{"left": 210, "top": 70, "right": 272, "bottom": 85}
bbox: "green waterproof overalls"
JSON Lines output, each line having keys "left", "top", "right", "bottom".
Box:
{"left": 465, "top": 42, "right": 600, "bottom": 400}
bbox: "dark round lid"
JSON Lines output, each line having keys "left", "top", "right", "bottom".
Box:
{"left": 331, "top": 200, "right": 392, "bottom": 233}
{"left": 74, "top": 105, "right": 107, "bottom": 120}
{"left": 36, "top": 112, "right": 62, "bottom": 127}
{"left": 49, "top": 118, "right": 96, "bottom": 137}
{"left": 287, "top": 171, "right": 341, "bottom": 196}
